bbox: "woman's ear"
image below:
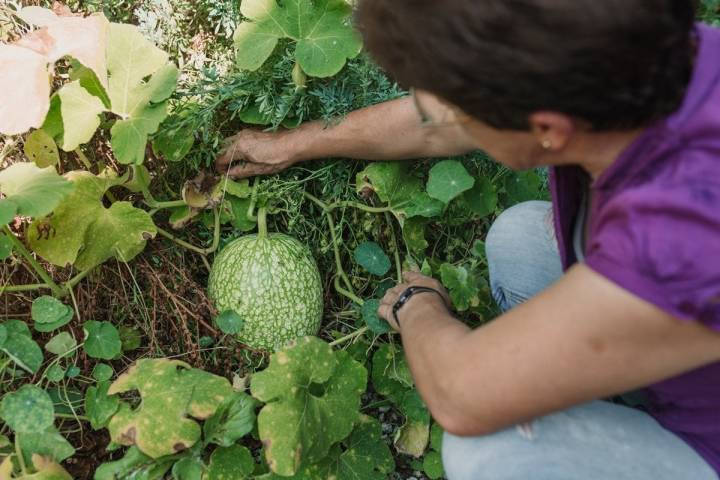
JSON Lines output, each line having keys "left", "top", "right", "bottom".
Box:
{"left": 528, "top": 112, "right": 575, "bottom": 151}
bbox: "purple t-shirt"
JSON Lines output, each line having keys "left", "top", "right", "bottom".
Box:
{"left": 550, "top": 23, "right": 720, "bottom": 472}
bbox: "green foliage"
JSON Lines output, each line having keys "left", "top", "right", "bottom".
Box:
{"left": 203, "top": 392, "right": 258, "bottom": 447}
{"left": 427, "top": 160, "right": 475, "bottom": 204}
{"left": 1, "top": 320, "right": 43, "bottom": 374}
{"left": 206, "top": 445, "right": 254, "bottom": 480}
{"left": 24, "top": 130, "right": 60, "bottom": 168}
{"left": 214, "top": 310, "right": 245, "bottom": 335}
{"left": 251, "top": 337, "right": 367, "bottom": 476}
{"left": 234, "top": 0, "right": 362, "bottom": 77}
{"left": 362, "top": 299, "right": 392, "bottom": 335}
{"left": 45, "top": 332, "right": 77, "bottom": 356}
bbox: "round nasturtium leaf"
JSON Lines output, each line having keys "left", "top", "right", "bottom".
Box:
{"left": 0, "top": 385, "right": 55, "bottom": 433}
{"left": 92, "top": 363, "right": 114, "bottom": 382}
{"left": 362, "top": 299, "right": 392, "bottom": 335}
{"left": 46, "top": 364, "right": 66, "bottom": 383}
{"left": 354, "top": 242, "right": 391, "bottom": 277}
{"left": 32, "top": 296, "right": 73, "bottom": 333}
{"left": 1, "top": 320, "right": 44, "bottom": 373}
{"left": 423, "top": 450, "right": 445, "bottom": 480}
{"left": 45, "top": 332, "right": 77, "bottom": 356}
{"left": 83, "top": 321, "right": 122, "bottom": 360}
{"left": 206, "top": 445, "right": 254, "bottom": 480}
{"left": 251, "top": 337, "right": 367, "bottom": 476}
{"left": 427, "top": 160, "right": 475, "bottom": 204}
{"left": 215, "top": 310, "right": 244, "bottom": 335}
{"left": 66, "top": 365, "right": 81, "bottom": 378}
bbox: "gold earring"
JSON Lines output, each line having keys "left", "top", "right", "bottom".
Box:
{"left": 541, "top": 139, "right": 552, "bottom": 150}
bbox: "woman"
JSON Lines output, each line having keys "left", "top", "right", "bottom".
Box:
{"left": 217, "top": 0, "right": 720, "bottom": 478}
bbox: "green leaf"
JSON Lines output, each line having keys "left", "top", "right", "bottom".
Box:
{"left": 356, "top": 162, "right": 423, "bottom": 215}
{"left": 24, "top": 129, "right": 60, "bottom": 168}
{"left": 83, "top": 321, "right": 121, "bottom": 360}
{"left": 95, "top": 446, "right": 173, "bottom": 480}
{"left": 203, "top": 392, "right": 258, "bottom": 447}
{"left": 251, "top": 337, "right": 367, "bottom": 476}
{"left": 234, "top": 0, "right": 362, "bottom": 77}
{"left": 0, "top": 385, "right": 54, "bottom": 434}
{"left": 427, "top": 160, "right": 475, "bottom": 204}
{"left": 84, "top": 380, "right": 120, "bottom": 430}
{"left": 430, "top": 422, "right": 444, "bottom": 452}
{"left": 45, "top": 332, "right": 77, "bottom": 356}
{"left": 399, "top": 389, "right": 430, "bottom": 424}
{"left": 1, "top": 320, "right": 43, "bottom": 374}
{"left": 405, "top": 193, "right": 445, "bottom": 218}
{"left": 107, "top": 358, "right": 233, "bottom": 458}
{"left": 503, "top": 170, "right": 543, "bottom": 206}
{"left": 207, "top": 445, "right": 255, "bottom": 480}
{"left": 106, "top": 24, "right": 179, "bottom": 164}
{"left": 402, "top": 217, "right": 429, "bottom": 254}
{"left": 66, "top": 365, "right": 80, "bottom": 378}
{"left": 152, "top": 122, "right": 195, "bottom": 162}
{"left": 56, "top": 80, "right": 106, "bottom": 151}
{"left": 28, "top": 170, "right": 157, "bottom": 270}
{"left": 362, "top": 299, "right": 392, "bottom": 335}
{"left": 439, "top": 263, "right": 481, "bottom": 312}
{"left": 119, "top": 325, "right": 142, "bottom": 352}
{"left": 0, "top": 163, "right": 74, "bottom": 223}
{"left": 394, "top": 420, "right": 430, "bottom": 458}
{"left": 172, "top": 457, "right": 204, "bottom": 480}
{"left": 31, "top": 296, "right": 73, "bottom": 333}
{"left": 0, "top": 234, "right": 12, "bottom": 260}
{"left": 227, "top": 197, "right": 258, "bottom": 232}
{"left": 45, "top": 364, "right": 66, "bottom": 382}
{"left": 69, "top": 59, "right": 112, "bottom": 108}
{"left": 423, "top": 451, "right": 444, "bottom": 480}
{"left": 215, "top": 310, "right": 245, "bottom": 335}
{"left": 221, "top": 178, "right": 252, "bottom": 199}
{"left": 92, "top": 363, "right": 114, "bottom": 381}
{"left": 371, "top": 344, "right": 413, "bottom": 404}
{"left": 0, "top": 324, "right": 6, "bottom": 348}
{"left": 354, "top": 242, "right": 391, "bottom": 276}
{"left": 459, "top": 176, "right": 498, "bottom": 218}
{"left": 18, "top": 426, "right": 75, "bottom": 467}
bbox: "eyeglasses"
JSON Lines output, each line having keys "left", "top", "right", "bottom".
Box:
{"left": 410, "top": 87, "right": 470, "bottom": 128}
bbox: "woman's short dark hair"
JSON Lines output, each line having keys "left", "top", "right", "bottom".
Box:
{"left": 356, "top": 0, "right": 698, "bottom": 130}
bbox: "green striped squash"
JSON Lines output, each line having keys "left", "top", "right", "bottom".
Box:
{"left": 208, "top": 232, "right": 323, "bottom": 351}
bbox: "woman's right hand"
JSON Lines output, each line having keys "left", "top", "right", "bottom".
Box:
{"left": 215, "top": 129, "right": 298, "bottom": 178}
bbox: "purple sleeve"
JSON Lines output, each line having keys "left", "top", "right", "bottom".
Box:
{"left": 585, "top": 184, "right": 720, "bottom": 330}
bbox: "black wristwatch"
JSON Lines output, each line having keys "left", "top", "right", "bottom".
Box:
{"left": 392, "top": 286, "right": 448, "bottom": 327}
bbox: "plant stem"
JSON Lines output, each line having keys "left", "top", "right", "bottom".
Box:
{"left": 74, "top": 148, "right": 92, "bottom": 170}
{"left": 3, "top": 226, "right": 63, "bottom": 297}
{"left": 55, "top": 413, "right": 90, "bottom": 422}
{"left": 151, "top": 199, "right": 187, "bottom": 209}
{"left": 66, "top": 269, "right": 92, "bottom": 289}
{"left": 155, "top": 207, "right": 220, "bottom": 257}
{"left": 15, "top": 435, "right": 27, "bottom": 475}
{"left": 329, "top": 326, "right": 368, "bottom": 347}
{"left": 334, "top": 276, "right": 363, "bottom": 305}
{"left": 385, "top": 212, "right": 403, "bottom": 284}
{"left": 257, "top": 206, "right": 268, "bottom": 240}
{"left": 0, "top": 283, "right": 50, "bottom": 292}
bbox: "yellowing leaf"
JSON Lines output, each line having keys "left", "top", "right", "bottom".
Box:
{"left": 0, "top": 163, "right": 74, "bottom": 223}
{"left": 107, "top": 359, "right": 233, "bottom": 458}
{"left": 28, "top": 170, "right": 156, "bottom": 270}
{"left": 56, "top": 81, "right": 105, "bottom": 150}
{"left": 0, "top": 45, "right": 50, "bottom": 136}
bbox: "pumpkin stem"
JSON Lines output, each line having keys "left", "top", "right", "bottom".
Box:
{"left": 258, "top": 206, "right": 268, "bottom": 240}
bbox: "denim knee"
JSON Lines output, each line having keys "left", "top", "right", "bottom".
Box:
{"left": 485, "top": 201, "right": 562, "bottom": 311}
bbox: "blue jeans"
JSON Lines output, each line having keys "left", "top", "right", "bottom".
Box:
{"left": 442, "top": 201, "right": 718, "bottom": 480}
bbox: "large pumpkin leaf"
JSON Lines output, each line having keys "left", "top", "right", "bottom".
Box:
{"left": 24, "top": 130, "right": 60, "bottom": 168}
{"left": 0, "top": 45, "right": 51, "bottom": 136}
{"left": 262, "top": 416, "right": 394, "bottom": 480}
{"left": 0, "top": 163, "right": 74, "bottom": 225}
{"left": 234, "top": 0, "right": 362, "bottom": 77}
{"left": 55, "top": 80, "right": 106, "bottom": 151}
{"left": 439, "top": 263, "right": 481, "bottom": 312}
{"left": 251, "top": 337, "right": 367, "bottom": 476}
{"left": 203, "top": 392, "right": 258, "bottom": 447}
{"left": 356, "top": 162, "right": 423, "bottom": 218}
{"left": 2, "top": 455, "right": 73, "bottom": 480}
{"left": 107, "top": 358, "right": 233, "bottom": 458}
{"left": 106, "top": 24, "right": 178, "bottom": 164}
{"left": 371, "top": 344, "right": 413, "bottom": 404}
{"left": 0, "top": 385, "right": 55, "bottom": 434}
{"left": 28, "top": 170, "right": 156, "bottom": 270}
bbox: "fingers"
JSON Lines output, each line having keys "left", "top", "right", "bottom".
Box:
{"left": 226, "top": 161, "right": 292, "bottom": 179}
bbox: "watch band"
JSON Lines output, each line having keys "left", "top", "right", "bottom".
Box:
{"left": 392, "top": 286, "right": 448, "bottom": 327}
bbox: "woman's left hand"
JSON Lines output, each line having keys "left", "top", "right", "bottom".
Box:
{"left": 378, "top": 271, "right": 452, "bottom": 331}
